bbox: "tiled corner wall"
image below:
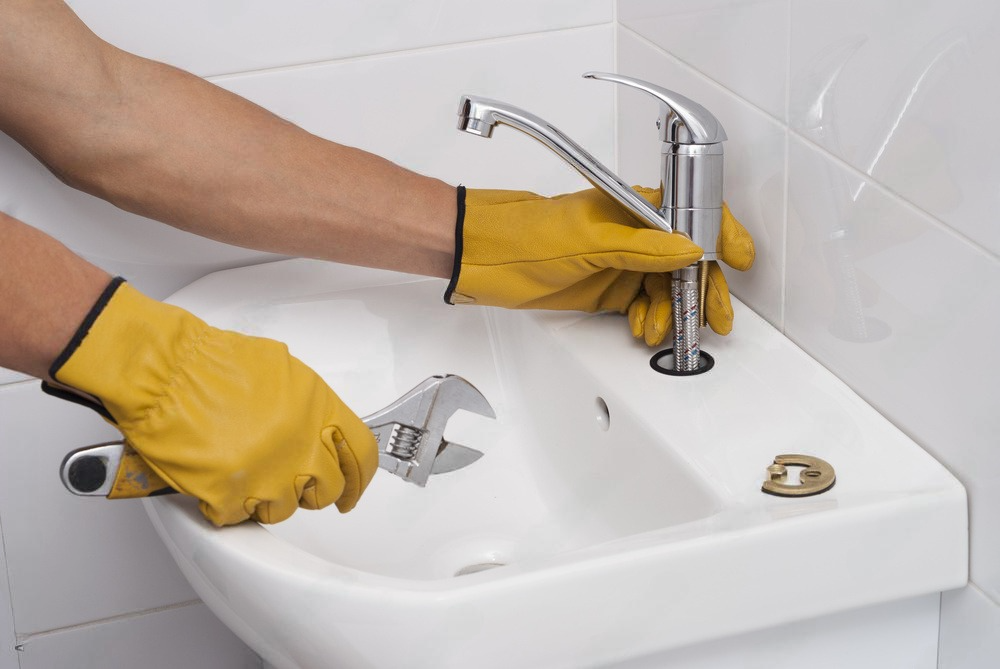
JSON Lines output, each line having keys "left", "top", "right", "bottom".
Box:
{"left": 0, "top": 2, "right": 615, "bottom": 666}
{"left": 615, "top": 1, "right": 999, "bottom": 667}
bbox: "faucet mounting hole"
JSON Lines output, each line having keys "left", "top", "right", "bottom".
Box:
{"left": 649, "top": 349, "right": 715, "bottom": 376}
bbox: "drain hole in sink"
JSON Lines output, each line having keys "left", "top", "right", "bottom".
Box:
{"left": 455, "top": 561, "right": 507, "bottom": 577}
{"left": 650, "top": 349, "right": 715, "bottom": 376}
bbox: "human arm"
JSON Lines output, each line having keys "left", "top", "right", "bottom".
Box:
{"left": 0, "top": 210, "right": 110, "bottom": 380}
{"left": 2, "top": 1, "right": 753, "bottom": 327}
{"left": 0, "top": 0, "right": 456, "bottom": 278}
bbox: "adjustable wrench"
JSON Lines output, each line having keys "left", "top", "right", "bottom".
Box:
{"left": 60, "top": 374, "right": 495, "bottom": 497}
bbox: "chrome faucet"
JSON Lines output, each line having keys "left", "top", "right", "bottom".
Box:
{"left": 457, "top": 72, "right": 727, "bottom": 373}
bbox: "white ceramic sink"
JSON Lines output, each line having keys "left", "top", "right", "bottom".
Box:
{"left": 144, "top": 258, "right": 967, "bottom": 669}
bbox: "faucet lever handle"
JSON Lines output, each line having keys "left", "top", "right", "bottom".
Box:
{"left": 584, "top": 72, "right": 727, "bottom": 145}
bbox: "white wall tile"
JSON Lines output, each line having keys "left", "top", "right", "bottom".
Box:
{"left": 940, "top": 585, "right": 1000, "bottom": 669}
{"left": 617, "top": 30, "right": 786, "bottom": 328}
{"left": 618, "top": 0, "right": 790, "bottom": 120}
{"left": 0, "top": 383, "right": 197, "bottom": 634}
{"left": 785, "top": 135, "right": 1000, "bottom": 600}
{"left": 68, "top": 0, "right": 612, "bottom": 77}
{"left": 18, "top": 603, "right": 259, "bottom": 669}
{"left": 790, "top": 0, "right": 1000, "bottom": 255}
{"left": 213, "top": 27, "right": 616, "bottom": 196}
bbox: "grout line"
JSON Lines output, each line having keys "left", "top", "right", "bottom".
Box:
{"left": 0, "top": 377, "right": 39, "bottom": 390}
{"left": 619, "top": 24, "right": 1000, "bottom": 265}
{"left": 936, "top": 584, "right": 1000, "bottom": 664}
{"left": 14, "top": 599, "right": 203, "bottom": 647}
{"left": 205, "top": 21, "right": 614, "bottom": 82}
{"left": 618, "top": 26, "right": 783, "bottom": 126}
{"left": 611, "top": 14, "right": 620, "bottom": 173}
{"left": 965, "top": 581, "right": 1000, "bottom": 610}
{"left": 935, "top": 591, "right": 944, "bottom": 668}
{"left": 780, "top": 0, "right": 792, "bottom": 334}
{"left": 786, "top": 128, "right": 1000, "bottom": 263}
{"left": 780, "top": 130, "right": 790, "bottom": 334}
{"left": 0, "top": 508, "right": 20, "bottom": 664}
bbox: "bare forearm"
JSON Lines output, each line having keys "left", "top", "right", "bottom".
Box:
{"left": 0, "top": 212, "right": 110, "bottom": 379}
{"left": 0, "top": 1, "right": 455, "bottom": 278}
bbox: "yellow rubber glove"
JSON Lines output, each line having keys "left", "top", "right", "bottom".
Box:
{"left": 43, "top": 278, "right": 378, "bottom": 526}
{"left": 628, "top": 202, "right": 756, "bottom": 345}
{"left": 445, "top": 186, "right": 703, "bottom": 311}
{"left": 446, "top": 186, "right": 754, "bottom": 346}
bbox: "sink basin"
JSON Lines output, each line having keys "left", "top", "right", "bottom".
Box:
{"left": 144, "top": 258, "right": 967, "bottom": 669}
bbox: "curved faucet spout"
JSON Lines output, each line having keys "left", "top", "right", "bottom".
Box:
{"left": 457, "top": 95, "right": 671, "bottom": 233}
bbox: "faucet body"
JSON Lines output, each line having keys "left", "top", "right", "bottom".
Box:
{"left": 457, "top": 73, "right": 727, "bottom": 373}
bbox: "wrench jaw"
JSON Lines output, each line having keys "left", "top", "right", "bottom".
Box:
{"left": 367, "top": 375, "right": 495, "bottom": 487}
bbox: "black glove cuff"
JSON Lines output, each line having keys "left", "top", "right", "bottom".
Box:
{"left": 40, "top": 275, "right": 127, "bottom": 421}
{"left": 443, "top": 185, "right": 466, "bottom": 305}
{"left": 49, "top": 276, "right": 126, "bottom": 380}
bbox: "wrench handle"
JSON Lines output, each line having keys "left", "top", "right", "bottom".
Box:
{"left": 61, "top": 441, "right": 174, "bottom": 498}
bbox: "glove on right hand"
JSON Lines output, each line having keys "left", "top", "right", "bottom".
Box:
{"left": 445, "top": 186, "right": 703, "bottom": 311}
{"left": 626, "top": 202, "right": 755, "bottom": 346}
{"left": 43, "top": 278, "right": 378, "bottom": 526}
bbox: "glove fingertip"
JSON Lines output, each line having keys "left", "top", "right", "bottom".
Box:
{"left": 201, "top": 500, "right": 247, "bottom": 527}
{"left": 645, "top": 295, "right": 672, "bottom": 347}
{"left": 628, "top": 297, "right": 649, "bottom": 339}
{"left": 644, "top": 326, "right": 668, "bottom": 347}
{"left": 705, "top": 265, "right": 734, "bottom": 336}
{"left": 720, "top": 204, "right": 756, "bottom": 271}
{"left": 603, "top": 228, "right": 703, "bottom": 274}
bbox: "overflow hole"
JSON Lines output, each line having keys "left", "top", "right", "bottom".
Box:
{"left": 595, "top": 397, "right": 611, "bottom": 431}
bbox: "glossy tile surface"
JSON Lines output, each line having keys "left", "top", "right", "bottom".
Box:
{"left": 617, "top": 30, "right": 786, "bottom": 328}
{"left": 214, "top": 27, "right": 615, "bottom": 196}
{"left": 940, "top": 585, "right": 1000, "bottom": 668}
{"left": 0, "top": 509, "right": 17, "bottom": 669}
{"left": 618, "top": 0, "right": 790, "bottom": 119}
{"left": 18, "top": 603, "right": 258, "bottom": 669}
{"left": 789, "top": 0, "right": 1000, "bottom": 255}
{"left": 68, "top": 0, "right": 612, "bottom": 76}
{"left": 785, "top": 134, "right": 1000, "bottom": 599}
{"left": 0, "top": 383, "right": 198, "bottom": 633}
